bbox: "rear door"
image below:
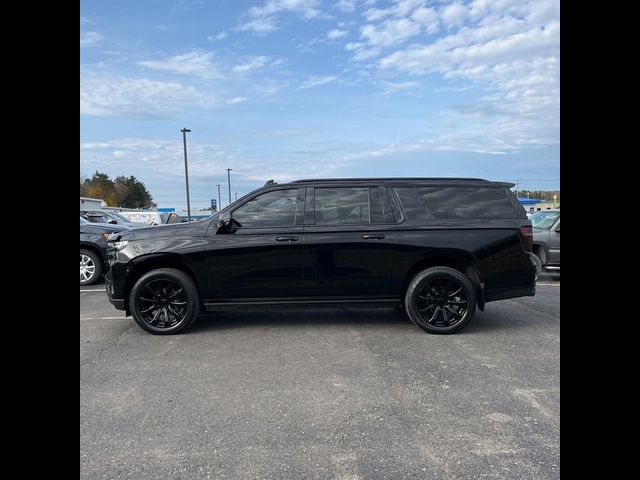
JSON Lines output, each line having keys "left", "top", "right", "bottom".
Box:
{"left": 300, "top": 184, "right": 397, "bottom": 298}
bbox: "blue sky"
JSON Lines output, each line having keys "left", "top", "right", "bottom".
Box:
{"left": 80, "top": 0, "right": 559, "bottom": 210}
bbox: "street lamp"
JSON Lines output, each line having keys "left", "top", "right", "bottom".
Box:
{"left": 181, "top": 128, "right": 192, "bottom": 221}
{"left": 216, "top": 184, "right": 221, "bottom": 210}
{"left": 226, "top": 168, "right": 232, "bottom": 204}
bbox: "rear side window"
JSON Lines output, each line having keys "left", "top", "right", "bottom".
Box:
{"left": 315, "top": 187, "right": 370, "bottom": 225}
{"left": 395, "top": 186, "right": 522, "bottom": 219}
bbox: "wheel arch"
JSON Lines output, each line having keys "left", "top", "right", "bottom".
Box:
{"left": 123, "top": 253, "right": 199, "bottom": 314}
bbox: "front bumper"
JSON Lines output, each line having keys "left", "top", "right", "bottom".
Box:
{"left": 104, "top": 270, "right": 126, "bottom": 310}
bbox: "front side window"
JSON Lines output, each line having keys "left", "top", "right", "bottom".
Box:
{"left": 315, "top": 187, "right": 370, "bottom": 225}
{"left": 232, "top": 189, "right": 298, "bottom": 227}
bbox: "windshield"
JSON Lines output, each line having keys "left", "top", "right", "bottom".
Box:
{"left": 80, "top": 216, "right": 89, "bottom": 224}
{"left": 106, "top": 211, "right": 130, "bottom": 222}
{"left": 530, "top": 211, "right": 560, "bottom": 230}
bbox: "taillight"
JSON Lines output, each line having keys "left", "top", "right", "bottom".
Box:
{"left": 519, "top": 225, "right": 533, "bottom": 252}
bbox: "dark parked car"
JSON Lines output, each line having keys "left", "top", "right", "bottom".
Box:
{"left": 80, "top": 217, "right": 132, "bottom": 286}
{"left": 105, "top": 178, "right": 536, "bottom": 335}
{"left": 81, "top": 209, "right": 147, "bottom": 228}
{"left": 530, "top": 210, "right": 560, "bottom": 273}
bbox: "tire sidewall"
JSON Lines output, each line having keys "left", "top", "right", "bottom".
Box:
{"left": 129, "top": 268, "right": 200, "bottom": 335}
{"left": 80, "top": 249, "right": 103, "bottom": 286}
{"left": 405, "top": 267, "right": 477, "bottom": 334}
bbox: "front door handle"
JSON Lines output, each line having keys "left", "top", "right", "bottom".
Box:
{"left": 275, "top": 236, "right": 299, "bottom": 242}
{"left": 362, "top": 234, "right": 385, "bottom": 240}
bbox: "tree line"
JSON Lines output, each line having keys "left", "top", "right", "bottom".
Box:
{"left": 80, "top": 171, "right": 155, "bottom": 209}
{"left": 516, "top": 190, "right": 560, "bottom": 202}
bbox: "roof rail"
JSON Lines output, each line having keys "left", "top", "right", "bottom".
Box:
{"left": 291, "top": 177, "right": 490, "bottom": 183}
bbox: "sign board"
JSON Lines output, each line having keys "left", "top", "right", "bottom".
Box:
{"left": 211, "top": 199, "right": 217, "bottom": 210}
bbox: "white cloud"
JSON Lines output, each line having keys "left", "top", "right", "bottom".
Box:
{"left": 236, "top": 17, "right": 278, "bottom": 34}
{"left": 327, "top": 29, "right": 348, "bottom": 39}
{"left": 298, "top": 75, "right": 338, "bottom": 89}
{"left": 232, "top": 56, "right": 271, "bottom": 74}
{"left": 80, "top": 74, "right": 219, "bottom": 117}
{"left": 345, "top": 41, "right": 381, "bottom": 60}
{"left": 225, "top": 97, "right": 249, "bottom": 105}
{"left": 210, "top": 31, "right": 228, "bottom": 41}
{"left": 137, "top": 51, "right": 223, "bottom": 79}
{"left": 411, "top": 7, "right": 439, "bottom": 34}
{"left": 249, "top": 0, "right": 322, "bottom": 19}
{"left": 378, "top": 80, "right": 421, "bottom": 94}
{"left": 80, "top": 31, "right": 103, "bottom": 47}
{"left": 363, "top": 0, "right": 424, "bottom": 22}
{"left": 361, "top": 17, "right": 421, "bottom": 47}
{"left": 239, "top": 0, "right": 324, "bottom": 35}
{"left": 441, "top": 3, "right": 468, "bottom": 28}
{"left": 335, "top": 0, "right": 356, "bottom": 13}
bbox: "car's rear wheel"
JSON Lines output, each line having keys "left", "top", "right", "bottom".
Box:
{"left": 404, "top": 266, "right": 476, "bottom": 334}
{"left": 80, "top": 249, "right": 103, "bottom": 286}
{"left": 129, "top": 268, "right": 200, "bottom": 335}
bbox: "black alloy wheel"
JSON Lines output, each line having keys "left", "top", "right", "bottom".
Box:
{"left": 129, "top": 268, "right": 200, "bottom": 334}
{"left": 404, "top": 266, "right": 477, "bottom": 334}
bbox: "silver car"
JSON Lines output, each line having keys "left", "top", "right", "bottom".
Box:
{"left": 530, "top": 210, "right": 560, "bottom": 273}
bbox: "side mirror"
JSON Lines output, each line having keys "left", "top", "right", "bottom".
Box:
{"left": 555, "top": 228, "right": 560, "bottom": 233}
{"left": 108, "top": 219, "right": 118, "bottom": 224}
{"left": 216, "top": 216, "right": 240, "bottom": 234}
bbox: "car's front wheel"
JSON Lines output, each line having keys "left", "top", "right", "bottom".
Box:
{"left": 129, "top": 268, "right": 200, "bottom": 335}
{"left": 80, "top": 249, "right": 103, "bottom": 286}
{"left": 404, "top": 266, "right": 477, "bottom": 334}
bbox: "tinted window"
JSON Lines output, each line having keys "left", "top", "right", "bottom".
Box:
{"left": 232, "top": 189, "right": 298, "bottom": 227}
{"left": 315, "top": 187, "right": 370, "bottom": 225}
{"left": 396, "top": 186, "right": 521, "bottom": 219}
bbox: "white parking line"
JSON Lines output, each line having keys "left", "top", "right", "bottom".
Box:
{"left": 80, "top": 289, "right": 105, "bottom": 292}
{"left": 81, "top": 316, "right": 126, "bottom": 320}
{"left": 537, "top": 283, "right": 560, "bottom": 287}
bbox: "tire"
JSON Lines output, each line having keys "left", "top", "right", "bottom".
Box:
{"left": 80, "top": 249, "right": 103, "bottom": 286}
{"left": 129, "top": 268, "right": 200, "bottom": 335}
{"left": 530, "top": 253, "right": 542, "bottom": 275}
{"left": 404, "top": 266, "right": 477, "bottom": 334}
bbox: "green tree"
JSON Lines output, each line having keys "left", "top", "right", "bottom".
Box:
{"left": 80, "top": 171, "right": 155, "bottom": 208}
{"left": 113, "top": 175, "right": 155, "bottom": 208}
{"left": 81, "top": 171, "right": 116, "bottom": 205}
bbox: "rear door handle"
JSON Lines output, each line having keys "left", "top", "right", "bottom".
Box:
{"left": 362, "top": 234, "right": 385, "bottom": 240}
{"left": 275, "top": 236, "right": 299, "bottom": 242}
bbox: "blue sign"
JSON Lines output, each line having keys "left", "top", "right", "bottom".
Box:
{"left": 211, "top": 199, "right": 217, "bottom": 210}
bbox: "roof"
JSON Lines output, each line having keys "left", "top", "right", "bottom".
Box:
{"left": 80, "top": 196, "right": 104, "bottom": 202}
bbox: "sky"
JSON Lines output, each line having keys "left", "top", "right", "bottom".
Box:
{"left": 80, "top": 0, "right": 560, "bottom": 210}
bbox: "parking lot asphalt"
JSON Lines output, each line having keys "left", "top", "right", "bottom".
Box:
{"left": 81, "top": 276, "right": 559, "bottom": 480}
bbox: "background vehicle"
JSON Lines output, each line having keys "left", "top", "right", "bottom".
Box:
{"left": 530, "top": 210, "right": 560, "bottom": 273}
{"left": 80, "top": 218, "right": 131, "bottom": 286}
{"left": 106, "top": 178, "right": 536, "bottom": 335}
{"left": 81, "top": 209, "right": 147, "bottom": 227}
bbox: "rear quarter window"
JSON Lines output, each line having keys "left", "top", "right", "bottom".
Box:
{"left": 395, "top": 186, "right": 524, "bottom": 220}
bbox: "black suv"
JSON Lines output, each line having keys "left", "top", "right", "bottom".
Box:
{"left": 105, "top": 178, "right": 536, "bottom": 334}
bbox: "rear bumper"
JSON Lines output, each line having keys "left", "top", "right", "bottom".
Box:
{"left": 105, "top": 270, "right": 126, "bottom": 311}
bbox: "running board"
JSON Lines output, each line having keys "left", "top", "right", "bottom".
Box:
{"left": 203, "top": 298, "right": 399, "bottom": 311}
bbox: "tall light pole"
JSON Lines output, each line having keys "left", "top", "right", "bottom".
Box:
{"left": 235, "top": 192, "right": 238, "bottom": 201}
{"left": 181, "top": 128, "right": 192, "bottom": 221}
{"left": 216, "top": 184, "right": 221, "bottom": 210}
{"left": 226, "top": 168, "right": 232, "bottom": 204}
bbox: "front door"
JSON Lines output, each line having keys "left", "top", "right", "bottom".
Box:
{"left": 203, "top": 187, "right": 305, "bottom": 301}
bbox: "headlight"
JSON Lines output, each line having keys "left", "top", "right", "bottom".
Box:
{"left": 112, "top": 240, "right": 129, "bottom": 251}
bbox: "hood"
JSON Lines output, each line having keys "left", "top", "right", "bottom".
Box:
{"left": 80, "top": 223, "right": 132, "bottom": 234}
